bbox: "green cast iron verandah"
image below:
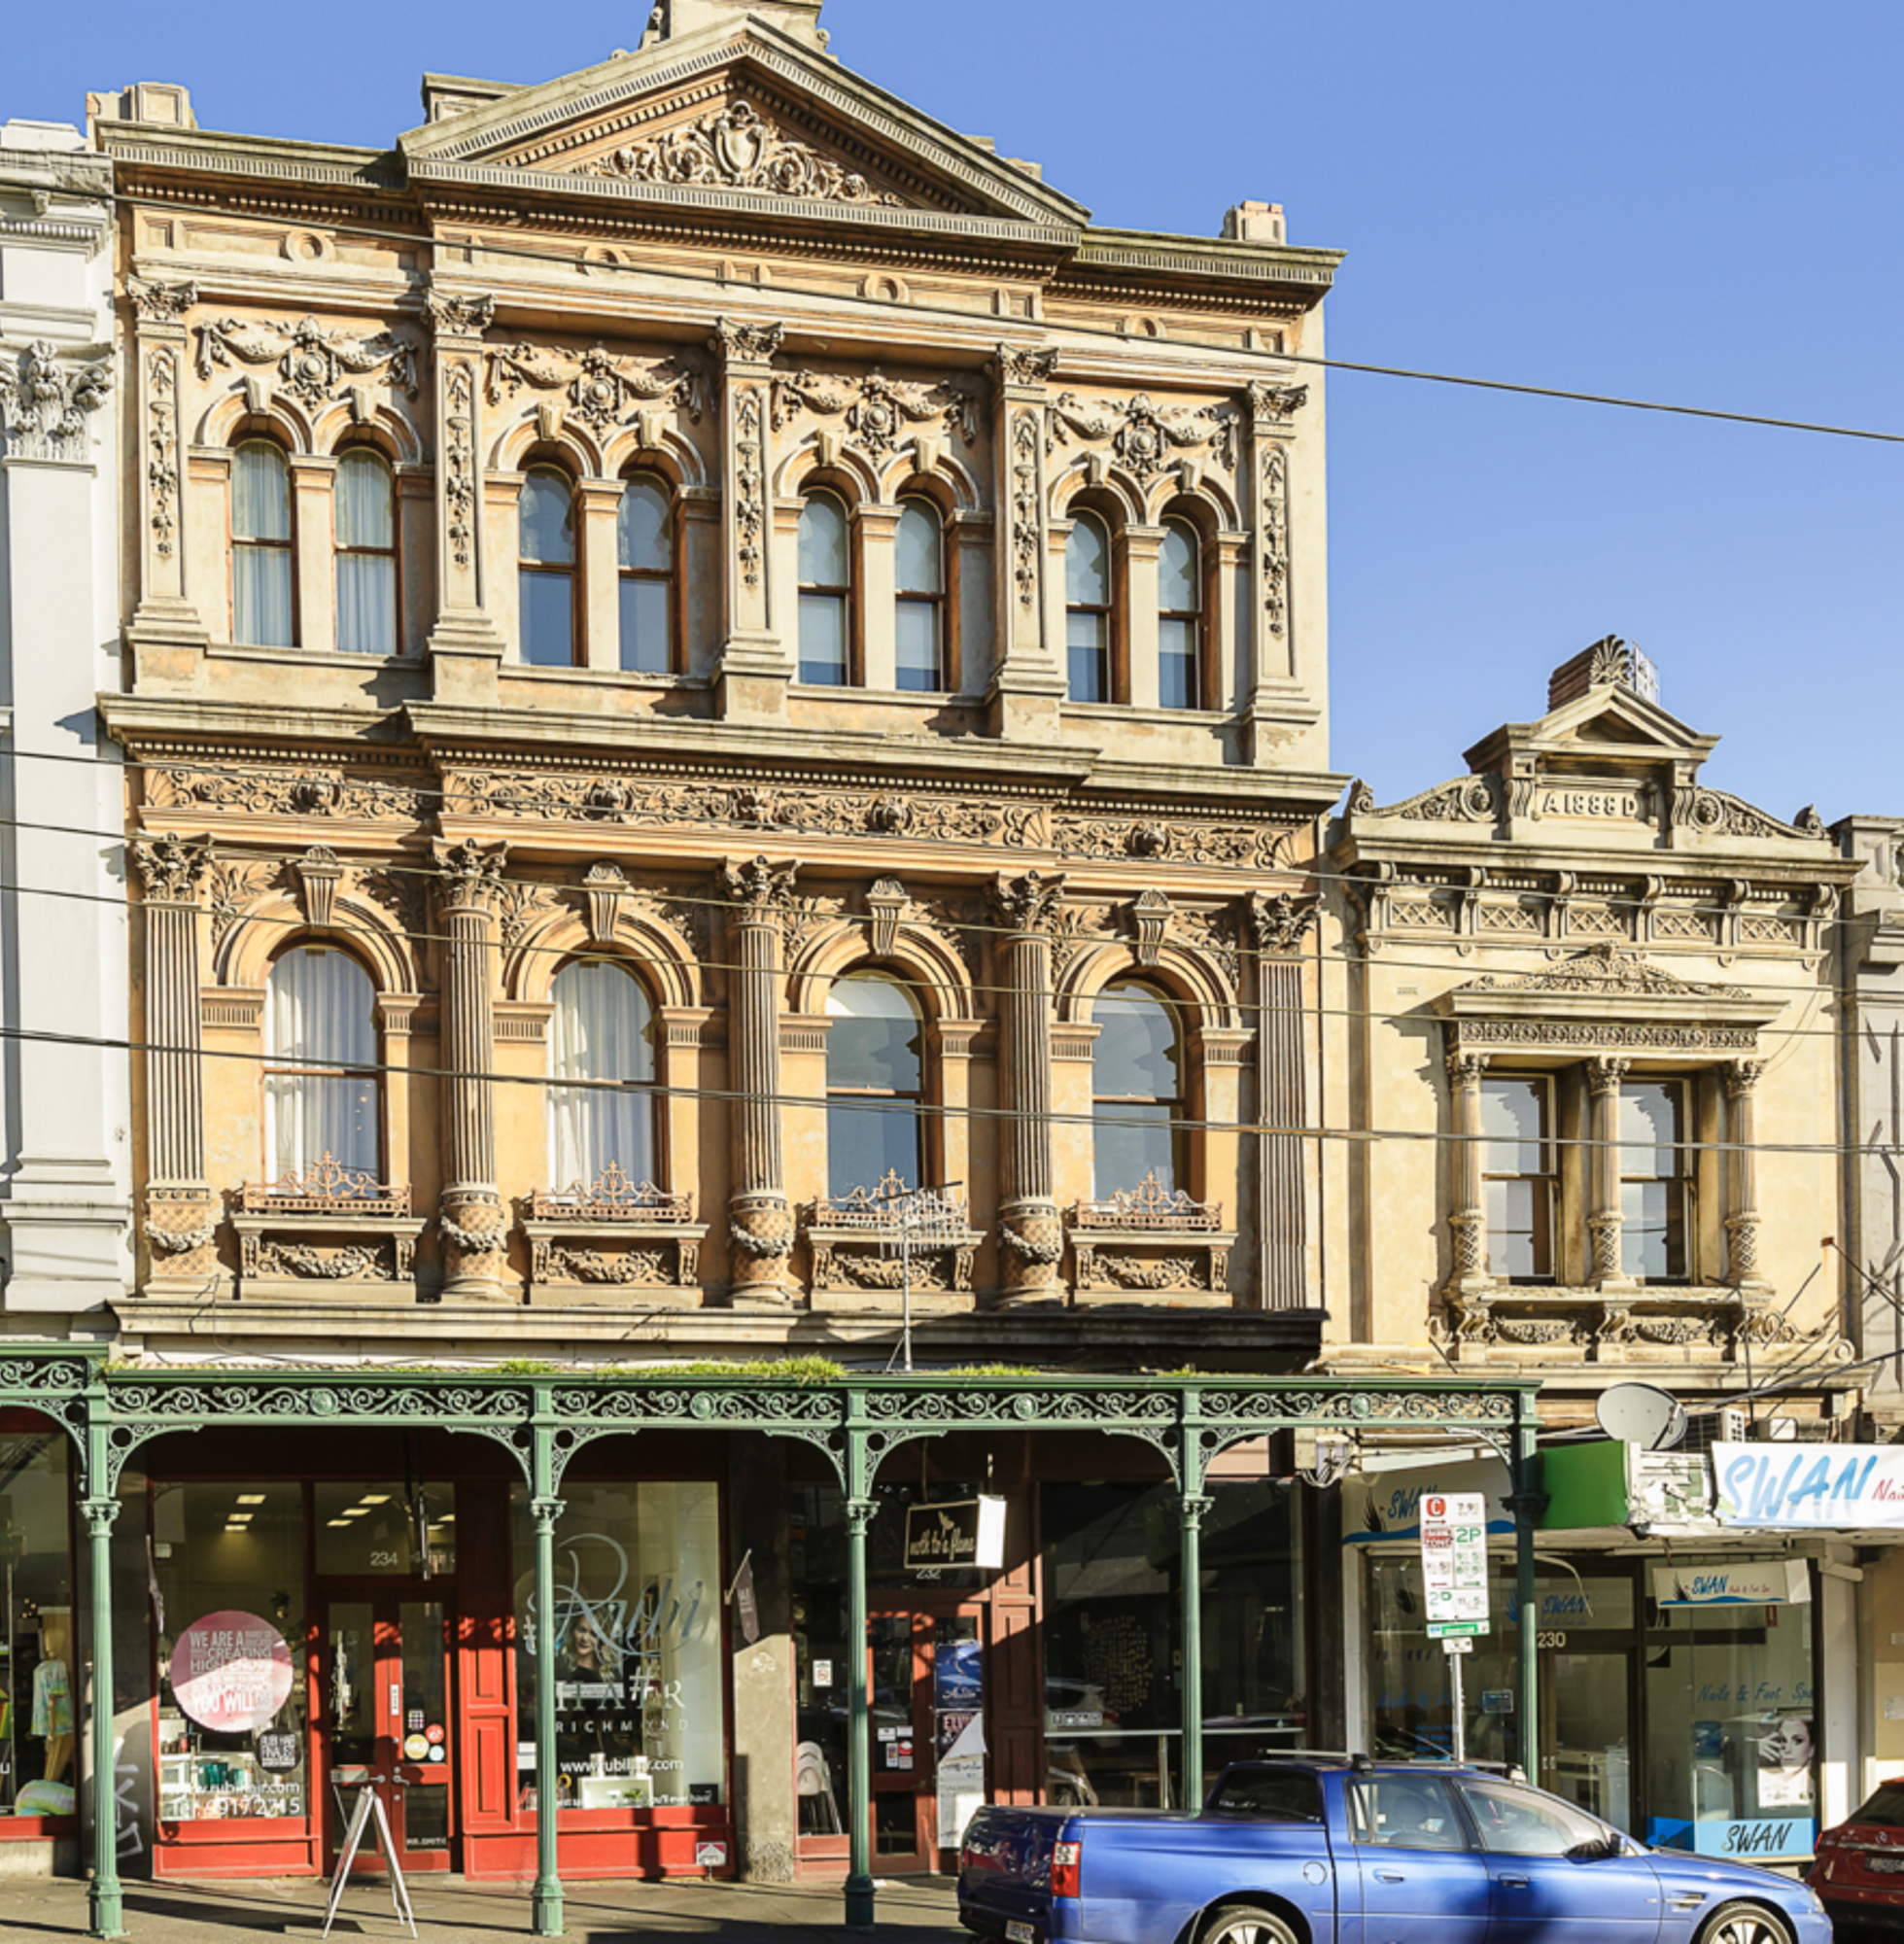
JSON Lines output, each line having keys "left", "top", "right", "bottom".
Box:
{"left": 0, "top": 1352, "right": 1542, "bottom": 1939}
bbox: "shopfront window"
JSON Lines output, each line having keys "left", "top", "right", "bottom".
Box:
{"left": 511, "top": 1481, "right": 724, "bottom": 1814}
{"left": 314, "top": 1481, "right": 454, "bottom": 1577}
{"left": 152, "top": 1481, "right": 307, "bottom": 1822}
{"left": 0, "top": 1427, "right": 75, "bottom": 1821}
{"left": 1644, "top": 1557, "right": 1816, "bottom": 1858}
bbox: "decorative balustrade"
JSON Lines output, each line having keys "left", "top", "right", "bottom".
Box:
{"left": 1064, "top": 1171, "right": 1235, "bottom": 1305}
{"left": 522, "top": 1163, "right": 706, "bottom": 1303}
{"left": 230, "top": 1153, "right": 424, "bottom": 1295}
{"left": 799, "top": 1170, "right": 982, "bottom": 1312}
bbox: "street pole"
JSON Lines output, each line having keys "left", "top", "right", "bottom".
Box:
{"left": 1507, "top": 1397, "right": 1546, "bottom": 1784}
{"left": 845, "top": 1410, "right": 876, "bottom": 1931}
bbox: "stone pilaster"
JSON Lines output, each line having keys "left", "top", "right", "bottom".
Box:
{"left": 1242, "top": 379, "right": 1308, "bottom": 765}
{"left": 433, "top": 837, "right": 510, "bottom": 1298}
{"left": 1445, "top": 1048, "right": 1491, "bottom": 1293}
{"left": 423, "top": 287, "right": 505, "bottom": 699}
{"left": 1725, "top": 1059, "right": 1767, "bottom": 1289}
{"left": 719, "top": 855, "right": 799, "bottom": 1302}
{"left": 1251, "top": 892, "right": 1318, "bottom": 1309}
{"left": 1587, "top": 1055, "right": 1633, "bottom": 1285}
{"left": 122, "top": 279, "right": 210, "bottom": 684}
{"left": 709, "top": 318, "right": 788, "bottom": 720}
{"left": 990, "top": 870, "right": 1066, "bottom": 1303}
{"left": 986, "top": 344, "right": 1065, "bottom": 741}
{"left": 130, "top": 835, "right": 219, "bottom": 1282}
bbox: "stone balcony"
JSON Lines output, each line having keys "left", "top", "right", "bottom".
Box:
{"left": 800, "top": 1174, "right": 982, "bottom": 1313}
{"left": 1064, "top": 1173, "right": 1235, "bottom": 1307}
{"left": 520, "top": 1164, "right": 707, "bottom": 1305}
{"left": 229, "top": 1156, "right": 424, "bottom": 1301}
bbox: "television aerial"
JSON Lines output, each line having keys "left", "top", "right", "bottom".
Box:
{"left": 1595, "top": 1381, "right": 1687, "bottom": 1451}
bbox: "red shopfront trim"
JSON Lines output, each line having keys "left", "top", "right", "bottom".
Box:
{"left": 465, "top": 1805, "right": 734, "bottom": 1881}
{"left": 0, "top": 1817, "right": 77, "bottom": 1844}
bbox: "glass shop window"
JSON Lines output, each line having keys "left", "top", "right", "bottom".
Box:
{"left": 511, "top": 1480, "right": 725, "bottom": 1814}
{"left": 152, "top": 1481, "right": 307, "bottom": 1822}
{"left": 313, "top": 1481, "right": 455, "bottom": 1577}
{"left": 0, "top": 1428, "right": 76, "bottom": 1821}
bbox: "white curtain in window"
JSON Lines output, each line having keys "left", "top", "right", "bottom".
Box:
{"left": 265, "top": 948, "right": 378, "bottom": 1180}
{"left": 233, "top": 443, "right": 294, "bottom": 648}
{"left": 548, "top": 961, "right": 656, "bottom": 1190}
{"left": 335, "top": 451, "right": 396, "bottom": 656}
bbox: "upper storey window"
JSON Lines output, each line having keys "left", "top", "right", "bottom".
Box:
{"left": 618, "top": 471, "right": 675, "bottom": 675}
{"left": 825, "top": 972, "right": 923, "bottom": 1198}
{"left": 1092, "top": 981, "right": 1185, "bottom": 1197}
{"left": 1480, "top": 1076, "right": 1554, "bottom": 1283}
{"left": 1158, "top": 517, "right": 1203, "bottom": 710}
{"left": 264, "top": 947, "right": 377, "bottom": 1179}
{"left": 232, "top": 441, "right": 294, "bottom": 648}
{"left": 549, "top": 959, "right": 658, "bottom": 1189}
{"left": 1619, "top": 1080, "right": 1691, "bottom": 1281}
{"left": 1066, "top": 512, "right": 1112, "bottom": 704}
{"left": 334, "top": 449, "right": 397, "bottom": 657}
{"left": 894, "top": 499, "right": 946, "bottom": 693}
{"left": 519, "top": 468, "right": 578, "bottom": 667}
{"left": 798, "top": 490, "right": 852, "bottom": 686}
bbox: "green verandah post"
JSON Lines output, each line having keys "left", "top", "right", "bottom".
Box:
{"left": 85, "top": 1407, "right": 123, "bottom": 1938}
{"left": 531, "top": 1394, "right": 566, "bottom": 1936}
{"left": 844, "top": 1413, "right": 877, "bottom": 1931}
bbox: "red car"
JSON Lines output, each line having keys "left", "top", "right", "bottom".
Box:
{"left": 1815, "top": 1778, "right": 1904, "bottom": 1932}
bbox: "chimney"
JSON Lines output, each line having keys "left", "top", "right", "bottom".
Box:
{"left": 644, "top": 0, "right": 830, "bottom": 50}
{"left": 86, "top": 83, "right": 194, "bottom": 131}
{"left": 1223, "top": 201, "right": 1287, "bottom": 245}
{"left": 1548, "top": 635, "right": 1659, "bottom": 712}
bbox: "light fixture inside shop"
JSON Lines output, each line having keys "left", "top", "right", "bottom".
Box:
{"left": 359, "top": 1494, "right": 391, "bottom": 1505}
{"left": 236, "top": 1494, "right": 266, "bottom": 1506}
{"left": 326, "top": 1519, "right": 351, "bottom": 1528}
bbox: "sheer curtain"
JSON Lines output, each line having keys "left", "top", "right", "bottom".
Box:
{"left": 265, "top": 948, "right": 378, "bottom": 1181}
{"left": 233, "top": 442, "right": 294, "bottom": 647}
{"left": 548, "top": 961, "right": 656, "bottom": 1191}
{"left": 334, "top": 450, "right": 397, "bottom": 655}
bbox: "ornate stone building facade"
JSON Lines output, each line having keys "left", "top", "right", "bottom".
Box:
{"left": 79, "top": 0, "right": 1360, "bottom": 1899}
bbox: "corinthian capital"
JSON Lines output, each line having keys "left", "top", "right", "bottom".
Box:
{"left": 129, "top": 833, "right": 210, "bottom": 903}
{"left": 1248, "top": 380, "right": 1309, "bottom": 425}
{"left": 433, "top": 835, "right": 508, "bottom": 910}
{"left": 425, "top": 289, "right": 497, "bottom": 338}
{"left": 1250, "top": 889, "right": 1319, "bottom": 957}
{"left": 989, "top": 342, "right": 1061, "bottom": 390}
{"left": 0, "top": 340, "right": 113, "bottom": 463}
{"left": 990, "top": 869, "right": 1067, "bottom": 935}
{"left": 710, "top": 317, "right": 785, "bottom": 366}
{"left": 719, "top": 853, "right": 799, "bottom": 914}
{"left": 125, "top": 276, "right": 199, "bottom": 326}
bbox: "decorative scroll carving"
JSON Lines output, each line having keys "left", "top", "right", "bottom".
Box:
{"left": 497, "top": 879, "right": 561, "bottom": 948}
{"left": 772, "top": 367, "right": 978, "bottom": 456}
{"left": 146, "top": 765, "right": 433, "bottom": 821}
{"left": 0, "top": 340, "right": 112, "bottom": 462}
{"left": 249, "top": 1241, "right": 390, "bottom": 1280}
{"left": 735, "top": 389, "right": 765, "bottom": 588}
{"left": 1049, "top": 811, "right": 1292, "bottom": 870}
{"left": 1675, "top": 786, "right": 1833, "bottom": 844}
{"left": 991, "top": 344, "right": 1060, "bottom": 390}
{"left": 1011, "top": 409, "right": 1041, "bottom": 607}
{"left": 425, "top": 291, "right": 496, "bottom": 337}
{"left": 147, "top": 349, "right": 180, "bottom": 559}
{"left": 1050, "top": 902, "right": 1116, "bottom": 983}
{"left": 206, "top": 854, "right": 282, "bottom": 950}
{"left": 1262, "top": 445, "right": 1289, "bottom": 633}
{"left": 1464, "top": 944, "right": 1729, "bottom": 999}
{"left": 443, "top": 360, "right": 477, "bottom": 570}
{"left": 484, "top": 341, "right": 702, "bottom": 428}
{"left": 1173, "top": 907, "right": 1242, "bottom": 990}
{"left": 585, "top": 101, "right": 904, "bottom": 207}
{"left": 1048, "top": 391, "right": 1238, "bottom": 481}
{"left": 194, "top": 315, "right": 420, "bottom": 408}
{"left": 130, "top": 833, "right": 209, "bottom": 903}
{"left": 125, "top": 277, "right": 198, "bottom": 325}
{"left": 1359, "top": 774, "right": 1501, "bottom": 823}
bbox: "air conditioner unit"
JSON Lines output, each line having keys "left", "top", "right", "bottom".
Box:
{"left": 1681, "top": 1407, "right": 1748, "bottom": 1452}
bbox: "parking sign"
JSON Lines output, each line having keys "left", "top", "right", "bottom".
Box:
{"left": 1420, "top": 1492, "right": 1490, "bottom": 1638}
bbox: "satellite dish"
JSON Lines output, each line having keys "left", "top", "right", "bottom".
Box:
{"left": 1596, "top": 1382, "right": 1687, "bottom": 1451}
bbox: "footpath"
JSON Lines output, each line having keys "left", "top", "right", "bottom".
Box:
{"left": 0, "top": 1874, "right": 968, "bottom": 1941}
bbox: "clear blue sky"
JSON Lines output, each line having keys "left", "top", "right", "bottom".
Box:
{"left": 13, "top": 1, "right": 1901, "bottom": 820}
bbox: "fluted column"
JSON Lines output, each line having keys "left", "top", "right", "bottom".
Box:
{"left": 1446, "top": 1048, "right": 1491, "bottom": 1292}
{"left": 1726, "top": 1059, "right": 1767, "bottom": 1289}
{"left": 985, "top": 343, "right": 1066, "bottom": 741}
{"left": 1251, "top": 892, "right": 1318, "bottom": 1309}
{"left": 709, "top": 318, "right": 789, "bottom": 720}
{"left": 1588, "top": 1056, "right": 1632, "bottom": 1285}
{"left": 720, "top": 855, "right": 799, "bottom": 1302}
{"left": 423, "top": 288, "right": 504, "bottom": 696}
{"left": 434, "top": 837, "right": 509, "bottom": 1298}
{"left": 130, "top": 835, "right": 219, "bottom": 1281}
{"left": 990, "top": 871, "right": 1066, "bottom": 1302}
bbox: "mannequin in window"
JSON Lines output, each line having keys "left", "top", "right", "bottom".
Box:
{"left": 34, "top": 1606, "right": 75, "bottom": 1784}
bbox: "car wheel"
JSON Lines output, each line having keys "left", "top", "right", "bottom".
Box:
{"left": 1200, "top": 1904, "right": 1299, "bottom": 1944}
{"left": 1699, "top": 1902, "right": 1797, "bottom": 1944}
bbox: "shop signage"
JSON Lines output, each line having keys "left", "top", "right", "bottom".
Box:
{"left": 1652, "top": 1560, "right": 1811, "bottom": 1607}
{"left": 1713, "top": 1442, "right": 1904, "bottom": 1530}
{"left": 1343, "top": 1455, "right": 1513, "bottom": 1544}
{"left": 1421, "top": 1494, "right": 1490, "bottom": 1639}
{"left": 257, "top": 1732, "right": 299, "bottom": 1773}
{"left": 904, "top": 1496, "right": 1007, "bottom": 1572}
{"left": 170, "top": 1611, "right": 294, "bottom": 1735}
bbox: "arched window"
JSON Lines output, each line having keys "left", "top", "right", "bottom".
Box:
{"left": 264, "top": 947, "right": 378, "bottom": 1180}
{"left": 232, "top": 440, "right": 294, "bottom": 647}
{"left": 1091, "top": 980, "right": 1185, "bottom": 1197}
{"left": 798, "top": 490, "right": 851, "bottom": 686}
{"left": 825, "top": 972, "right": 923, "bottom": 1198}
{"left": 1065, "top": 510, "right": 1112, "bottom": 703}
{"left": 1158, "top": 516, "right": 1202, "bottom": 710}
{"left": 894, "top": 498, "right": 946, "bottom": 692}
{"left": 519, "top": 467, "right": 577, "bottom": 667}
{"left": 334, "top": 448, "right": 397, "bottom": 656}
{"left": 618, "top": 471, "right": 675, "bottom": 674}
{"left": 548, "top": 959, "right": 658, "bottom": 1189}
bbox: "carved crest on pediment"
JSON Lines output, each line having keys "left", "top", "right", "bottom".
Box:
{"left": 1458, "top": 943, "right": 1729, "bottom": 999}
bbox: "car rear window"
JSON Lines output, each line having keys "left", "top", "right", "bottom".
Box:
{"left": 1848, "top": 1785, "right": 1904, "bottom": 1829}
{"left": 1209, "top": 1771, "right": 1325, "bottom": 1822}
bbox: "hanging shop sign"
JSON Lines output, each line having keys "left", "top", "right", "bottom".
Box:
{"left": 170, "top": 1611, "right": 294, "bottom": 1734}
{"left": 1342, "top": 1456, "right": 1513, "bottom": 1544}
{"left": 1652, "top": 1561, "right": 1812, "bottom": 1607}
{"left": 1713, "top": 1443, "right": 1904, "bottom": 1530}
{"left": 904, "top": 1497, "right": 1007, "bottom": 1572}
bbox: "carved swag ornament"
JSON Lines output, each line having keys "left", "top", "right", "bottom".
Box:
{"left": 1048, "top": 391, "right": 1239, "bottom": 483}
{"left": 772, "top": 367, "right": 978, "bottom": 458}
{"left": 585, "top": 100, "right": 902, "bottom": 207}
{"left": 195, "top": 315, "right": 420, "bottom": 410}
{"left": 485, "top": 341, "right": 703, "bottom": 431}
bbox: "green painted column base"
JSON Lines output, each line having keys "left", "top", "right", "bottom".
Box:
{"left": 533, "top": 1881, "right": 566, "bottom": 1935}
{"left": 846, "top": 1871, "right": 878, "bottom": 1931}
{"left": 88, "top": 1882, "right": 124, "bottom": 1939}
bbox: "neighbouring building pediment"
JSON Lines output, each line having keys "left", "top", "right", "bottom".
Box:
{"left": 398, "top": 21, "right": 1088, "bottom": 233}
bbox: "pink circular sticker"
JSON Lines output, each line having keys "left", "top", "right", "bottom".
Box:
{"left": 169, "top": 1611, "right": 294, "bottom": 1734}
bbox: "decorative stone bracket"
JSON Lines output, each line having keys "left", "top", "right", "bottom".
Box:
{"left": 1435, "top": 1283, "right": 1851, "bottom": 1366}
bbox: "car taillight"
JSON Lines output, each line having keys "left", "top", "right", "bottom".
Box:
{"left": 1052, "top": 1839, "right": 1082, "bottom": 1900}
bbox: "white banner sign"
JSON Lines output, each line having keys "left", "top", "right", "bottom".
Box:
{"left": 1652, "top": 1560, "right": 1811, "bottom": 1607}
{"left": 1713, "top": 1443, "right": 1904, "bottom": 1530}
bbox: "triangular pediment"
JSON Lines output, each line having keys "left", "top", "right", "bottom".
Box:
{"left": 399, "top": 17, "right": 1088, "bottom": 232}
{"left": 1465, "top": 681, "right": 1719, "bottom": 776}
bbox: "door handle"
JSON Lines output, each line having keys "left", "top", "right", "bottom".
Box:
{"left": 1374, "top": 1870, "right": 1405, "bottom": 1883}
{"left": 1499, "top": 1875, "right": 1530, "bottom": 1890}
